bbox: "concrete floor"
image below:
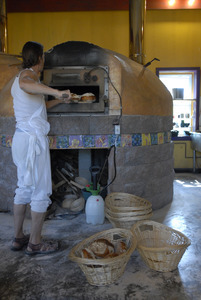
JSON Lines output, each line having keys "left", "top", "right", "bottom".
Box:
{"left": 0, "top": 172, "right": 201, "bottom": 300}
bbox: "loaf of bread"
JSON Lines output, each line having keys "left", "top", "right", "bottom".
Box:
{"left": 104, "top": 252, "right": 119, "bottom": 258}
{"left": 81, "top": 248, "right": 96, "bottom": 259}
{"left": 81, "top": 238, "right": 128, "bottom": 260}
{"left": 115, "top": 241, "right": 127, "bottom": 254}
{"left": 88, "top": 238, "right": 114, "bottom": 258}
{"left": 80, "top": 92, "right": 96, "bottom": 101}
{"left": 71, "top": 93, "right": 80, "bottom": 101}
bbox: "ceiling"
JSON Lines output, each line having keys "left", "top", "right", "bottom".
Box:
{"left": 6, "top": 0, "right": 201, "bottom": 13}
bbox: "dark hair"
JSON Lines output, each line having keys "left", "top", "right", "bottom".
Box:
{"left": 22, "top": 41, "right": 44, "bottom": 69}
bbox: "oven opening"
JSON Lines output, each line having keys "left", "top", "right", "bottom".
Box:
{"left": 47, "top": 85, "right": 100, "bottom": 102}
{"left": 49, "top": 149, "right": 108, "bottom": 218}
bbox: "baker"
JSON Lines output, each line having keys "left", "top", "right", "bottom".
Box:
{"left": 10, "top": 41, "right": 71, "bottom": 255}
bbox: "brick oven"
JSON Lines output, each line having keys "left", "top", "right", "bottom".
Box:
{"left": 0, "top": 40, "right": 173, "bottom": 212}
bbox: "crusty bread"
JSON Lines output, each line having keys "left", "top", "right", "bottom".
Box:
{"left": 80, "top": 92, "right": 96, "bottom": 101}
{"left": 81, "top": 238, "right": 128, "bottom": 260}
{"left": 115, "top": 241, "right": 127, "bottom": 254}
{"left": 71, "top": 93, "right": 80, "bottom": 101}
{"left": 81, "top": 248, "right": 96, "bottom": 259}
{"left": 88, "top": 238, "right": 114, "bottom": 258}
{"left": 104, "top": 252, "right": 119, "bottom": 258}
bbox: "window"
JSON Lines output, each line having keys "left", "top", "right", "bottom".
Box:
{"left": 156, "top": 68, "right": 200, "bottom": 138}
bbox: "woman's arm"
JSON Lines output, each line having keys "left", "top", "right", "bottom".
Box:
{"left": 46, "top": 99, "right": 70, "bottom": 109}
{"left": 19, "top": 69, "right": 71, "bottom": 100}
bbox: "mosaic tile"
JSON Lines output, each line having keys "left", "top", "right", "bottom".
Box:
{"left": 108, "top": 134, "right": 121, "bottom": 147}
{"left": 1, "top": 135, "right": 6, "bottom": 147}
{"left": 49, "top": 136, "right": 57, "bottom": 149}
{"left": 164, "top": 132, "right": 168, "bottom": 143}
{"left": 121, "top": 134, "right": 132, "bottom": 147}
{"left": 142, "top": 133, "right": 151, "bottom": 146}
{"left": 69, "top": 135, "right": 83, "bottom": 148}
{"left": 150, "top": 133, "right": 158, "bottom": 145}
{"left": 95, "top": 135, "right": 109, "bottom": 148}
{"left": 0, "top": 132, "right": 172, "bottom": 149}
{"left": 167, "top": 131, "right": 171, "bottom": 142}
{"left": 132, "top": 134, "right": 142, "bottom": 146}
{"left": 6, "top": 136, "right": 12, "bottom": 148}
{"left": 56, "top": 135, "right": 69, "bottom": 149}
{"left": 83, "top": 135, "right": 95, "bottom": 148}
{"left": 158, "top": 132, "right": 164, "bottom": 144}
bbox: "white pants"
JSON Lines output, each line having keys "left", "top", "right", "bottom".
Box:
{"left": 12, "top": 130, "right": 52, "bottom": 213}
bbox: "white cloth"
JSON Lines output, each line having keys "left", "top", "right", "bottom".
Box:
{"left": 11, "top": 69, "right": 52, "bottom": 212}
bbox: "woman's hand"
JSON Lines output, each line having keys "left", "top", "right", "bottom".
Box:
{"left": 56, "top": 90, "right": 71, "bottom": 103}
{"left": 46, "top": 89, "right": 72, "bottom": 109}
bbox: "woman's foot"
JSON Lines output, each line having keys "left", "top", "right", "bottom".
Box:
{"left": 25, "top": 241, "right": 59, "bottom": 255}
{"left": 11, "top": 235, "right": 30, "bottom": 251}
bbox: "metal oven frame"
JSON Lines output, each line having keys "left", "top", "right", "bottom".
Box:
{"left": 42, "top": 66, "right": 109, "bottom": 114}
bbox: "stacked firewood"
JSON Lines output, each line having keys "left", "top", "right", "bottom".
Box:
{"left": 47, "top": 151, "right": 86, "bottom": 219}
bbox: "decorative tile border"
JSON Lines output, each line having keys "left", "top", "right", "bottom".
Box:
{"left": 0, "top": 132, "right": 171, "bottom": 149}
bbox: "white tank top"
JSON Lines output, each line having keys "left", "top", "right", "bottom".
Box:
{"left": 11, "top": 68, "right": 49, "bottom": 134}
{"left": 11, "top": 69, "right": 51, "bottom": 187}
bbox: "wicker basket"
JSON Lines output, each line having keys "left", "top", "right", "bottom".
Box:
{"left": 131, "top": 220, "right": 191, "bottom": 272}
{"left": 68, "top": 228, "right": 137, "bottom": 286}
{"left": 105, "top": 211, "right": 153, "bottom": 229}
{"left": 105, "top": 192, "right": 152, "bottom": 212}
{"left": 105, "top": 206, "right": 152, "bottom": 218}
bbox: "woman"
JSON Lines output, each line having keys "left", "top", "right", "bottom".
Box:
{"left": 11, "top": 41, "right": 71, "bottom": 255}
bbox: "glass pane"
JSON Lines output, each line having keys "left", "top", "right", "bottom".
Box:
{"left": 159, "top": 73, "right": 194, "bottom": 99}
{"left": 173, "top": 100, "right": 196, "bottom": 136}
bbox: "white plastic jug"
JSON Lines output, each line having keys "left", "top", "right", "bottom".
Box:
{"left": 85, "top": 195, "right": 105, "bottom": 225}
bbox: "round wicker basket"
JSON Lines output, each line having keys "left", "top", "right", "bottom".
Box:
{"left": 131, "top": 220, "right": 191, "bottom": 272}
{"left": 68, "top": 228, "right": 137, "bottom": 286}
{"left": 105, "top": 206, "right": 152, "bottom": 218}
{"left": 105, "top": 211, "right": 153, "bottom": 229}
{"left": 105, "top": 192, "right": 152, "bottom": 212}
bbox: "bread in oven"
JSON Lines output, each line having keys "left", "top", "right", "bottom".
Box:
{"left": 80, "top": 92, "right": 96, "bottom": 101}
{"left": 71, "top": 93, "right": 80, "bottom": 101}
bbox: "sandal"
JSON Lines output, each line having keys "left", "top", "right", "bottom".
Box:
{"left": 25, "top": 241, "right": 59, "bottom": 256}
{"left": 11, "top": 235, "right": 30, "bottom": 251}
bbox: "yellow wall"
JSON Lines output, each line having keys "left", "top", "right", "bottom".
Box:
{"left": 6, "top": 9, "right": 201, "bottom": 169}
{"left": 7, "top": 11, "right": 129, "bottom": 56}
{"left": 145, "top": 10, "right": 201, "bottom": 72}
{"left": 7, "top": 9, "right": 201, "bottom": 72}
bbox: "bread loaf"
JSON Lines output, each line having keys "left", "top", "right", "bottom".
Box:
{"left": 80, "top": 92, "right": 96, "bottom": 101}
{"left": 81, "top": 238, "right": 128, "bottom": 260}
{"left": 115, "top": 241, "right": 127, "bottom": 254}
{"left": 81, "top": 248, "right": 96, "bottom": 259}
{"left": 88, "top": 238, "right": 114, "bottom": 258}
{"left": 71, "top": 93, "right": 80, "bottom": 101}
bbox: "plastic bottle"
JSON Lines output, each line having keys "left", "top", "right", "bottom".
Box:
{"left": 85, "top": 195, "right": 105, "bottom": 225}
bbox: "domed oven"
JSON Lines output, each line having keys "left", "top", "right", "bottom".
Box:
{"left": 0, "top": 40, "right": 173, "bottom": 212}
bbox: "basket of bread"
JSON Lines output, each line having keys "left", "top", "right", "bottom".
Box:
{"left": 131, "top": 220, "right": 191, "bottom": 272}
{"left": 68, "top": 228, "right": 137, "bottom": 286}
{"left": 105, "top": 193, "right": 153, "bottom": 229}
